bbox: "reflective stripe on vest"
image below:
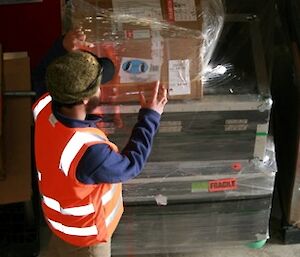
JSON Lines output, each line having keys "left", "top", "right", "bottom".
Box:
{"left": 105, "top": 193, "right": 123, "bottom": 226}
{"left": 59, "top": 131, "right": 106, "bottom": 176}
{"left": 37, "top": 170, "right": 42, "bottom": 181}
{"left": 47, "top": 218, "right": 98, "bottom": 236}
{"left": 42, "top": 184, "right": 119, "bottom": 217}
{"left": 33, "top": 95, "right": 52, "bottom": 121}
{"left": 43, "top": 185, "right": 122, "bottom": 237}
{"left": 43, "top": 195, "right": 95, "bottom": 216}
{"left": 102, "top": 183, "right": 118, "bottom": 205}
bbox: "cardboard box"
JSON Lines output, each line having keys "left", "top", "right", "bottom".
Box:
{"left": 0, "top": 52, "right": 32, "bottom": 204}
{"left": 0, "top": 45, "right": 4, "bottom": 180}
{"left": 72, "top": 0, "right": 203, "bottom": 103}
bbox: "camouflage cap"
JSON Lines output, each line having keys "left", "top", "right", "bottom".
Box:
{"left": 46, "top": 51, "right": 114, "bottom": 104}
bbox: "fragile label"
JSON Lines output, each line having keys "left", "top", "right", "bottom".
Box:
{"left": 208, "top": 178, "right": 237, "bottom": 192}
{"left": 168, "top": 60, "right": 191, "bottom": 96}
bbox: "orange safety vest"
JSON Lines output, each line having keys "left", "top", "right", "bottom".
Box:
{"left": 32, "top": 93, "right": 124, "bottom": 247}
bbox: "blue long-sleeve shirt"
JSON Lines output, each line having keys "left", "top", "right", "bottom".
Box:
{"left": 33, "top": 38, "right": 161, "bottom": 184}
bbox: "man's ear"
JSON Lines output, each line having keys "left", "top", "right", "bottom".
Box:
{"left": 83, "top": 98, "right": 89, "bottom": 105}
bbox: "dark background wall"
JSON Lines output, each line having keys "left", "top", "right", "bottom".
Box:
{"left": 0, "top": 0, "right": 62, "bottom": 69}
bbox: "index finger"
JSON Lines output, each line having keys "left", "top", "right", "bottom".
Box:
{"left": 151, "top": 81, "right": 160, "bottom": 100}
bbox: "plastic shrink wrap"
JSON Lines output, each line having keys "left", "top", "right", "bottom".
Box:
{"left": 67, "top": 0, "right": 224, "bottom": 102}
{"left": 110, "top": 138, "right": 276, "bottom": 255}
{"left": 64, "top": 0, "right": 276, "bottom": 254}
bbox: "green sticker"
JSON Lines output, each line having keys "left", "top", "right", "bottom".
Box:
{"left": 256, "top": 132, "right": 268, "bottom": 136}
{"left": 191, "top": 181, "right": 208, "bottom": 192}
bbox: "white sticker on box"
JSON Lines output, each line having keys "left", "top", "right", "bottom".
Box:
{"left": 168, "top": 60, "right": 191, "bottom": 96}
{"left": 224, "top": 119, "right": 249, "bottom": 131}
{"left": 171, "top": 0, "right": 197, "bottom": 21}
{"left": 155, "top": 194, "right": 168, "bottom": 206}
{"left": 124, "top": 29, "right": 151, "bottom": 39}
{"left": 119, "top": 57, "right": 160, "bottom": 83}
{"left": 254, "top": 123, "right": 269, "bottom": 161}
{"left": 112, "top": 0, "right": 163, "bottom": 20}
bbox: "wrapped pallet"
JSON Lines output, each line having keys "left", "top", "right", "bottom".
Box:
{"left": 61, "top": 0, "right": 276, "bottom": 254}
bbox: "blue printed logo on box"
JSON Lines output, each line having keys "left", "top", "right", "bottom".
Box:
{"left": 122, "top": 60, "right": 149, "bottom": 74}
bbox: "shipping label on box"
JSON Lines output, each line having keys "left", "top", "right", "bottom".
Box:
{"left": 124, "top": 29, "right": 151, "bottom": 39}
{"left": 168, "top": 59, "right": 191, "bottom": 96}
{"left": 112, "top": 0, "right": 163, "bottom": 20}
{"left": 166, "top": 0, "right": 198, "bottom": 22}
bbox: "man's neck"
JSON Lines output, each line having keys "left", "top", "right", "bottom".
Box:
{"left": 59, "top": 104, "right": 86, "bottom": 120}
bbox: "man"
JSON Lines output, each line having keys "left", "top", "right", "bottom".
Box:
{"left": 33, "top": 29, "right": 167, "bottom": 257}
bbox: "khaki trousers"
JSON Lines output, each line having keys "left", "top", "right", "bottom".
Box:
{"left": 40, "top": 235, "right": 111, "bottom": 257}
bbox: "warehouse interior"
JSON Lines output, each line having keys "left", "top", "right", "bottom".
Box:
{"left": 0, "top": 0, "right": 300, "bottom": 256}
